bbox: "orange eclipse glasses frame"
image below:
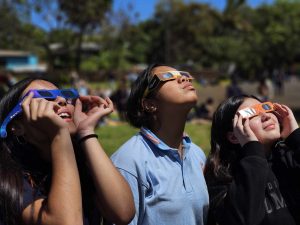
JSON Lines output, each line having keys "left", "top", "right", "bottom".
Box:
{"left": 238, "top": 102, "right": 275, "bottom": 119}
{"left": 143, "top": 71, "right": 194, "bottom": 98}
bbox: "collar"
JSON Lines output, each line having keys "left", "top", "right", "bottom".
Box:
{"left": 140, "top": 126, "right": 191, "bottom": 151}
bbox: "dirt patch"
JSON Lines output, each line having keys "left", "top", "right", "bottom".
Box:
{"left": 197, "top": 76, "right": 300, "bottom": 120}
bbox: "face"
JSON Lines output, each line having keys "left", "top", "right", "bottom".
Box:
{"left": 22, "top": 80, "right": 77, "bottom": 135}
{"left": 151, "top": 66, "right": 198, "bottom": 107}
{"left": 237, "top": 98, "right": 281, "bottom": 145}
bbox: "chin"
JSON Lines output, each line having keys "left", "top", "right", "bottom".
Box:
{"left": 189, "top": 97, "right": 198, "bottom": 106}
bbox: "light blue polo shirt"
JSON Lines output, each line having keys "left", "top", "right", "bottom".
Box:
{"left": 111, "top": 127, "right": 209, "bottom": 225}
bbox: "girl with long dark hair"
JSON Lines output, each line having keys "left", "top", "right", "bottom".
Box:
{"left": 0, "top": 77, "right": 134, "bottom": 225}
{"left": 205, "top": 95, "right": 300, "bottom": 225}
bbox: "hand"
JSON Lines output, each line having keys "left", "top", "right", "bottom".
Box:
{"left": 273, "top": 103, "right": 299, "bottom": 139}
{"left": 21, "top": 92, "right": 68, "bottom": 153}
{"left": 233, "top": 114, "right": 258, "bottom": 146}
{"left": 73, "top": 96, "right": 114, "bottom": 137}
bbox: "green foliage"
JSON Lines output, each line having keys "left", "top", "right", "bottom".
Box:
{"left": 3, "top": 0, "right": 300, "bottom": 78}
{"left": 58, "top": 0, "right": 112, "bottom": 30}
{"left": 0, "top": 2, "right": 45, "bottom": 52}
{"left": 80, "top": 56, "right": 99, "bottom": 72}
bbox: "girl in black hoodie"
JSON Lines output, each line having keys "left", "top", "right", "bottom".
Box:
{"left": 205, "top": 95, "right": 300, "bottom": 225}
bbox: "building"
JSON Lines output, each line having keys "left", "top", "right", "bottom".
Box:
{"left": 0, "top": 50, "right": 46, "bottom": 73}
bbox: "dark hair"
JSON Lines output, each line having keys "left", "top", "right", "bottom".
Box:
{"left": 205, "top": 95, "right": 260, "bottom": 185}
{"left": 0, "top": 77, "right": 51, "bottom": 225}
{"left": 126, "top": 63, "right": 165, "bottom": 128}
{"left": 0, "top": 77, "right": 97, "bottom": 224}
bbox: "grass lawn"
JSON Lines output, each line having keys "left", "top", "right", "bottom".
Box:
{"left": 96, "top": 122, "right": 212, "bottom": 156}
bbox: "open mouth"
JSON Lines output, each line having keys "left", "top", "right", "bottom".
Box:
{"left": 58, "top": 112, "right": 71, "bottom": 120}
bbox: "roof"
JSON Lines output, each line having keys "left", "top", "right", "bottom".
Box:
{"left": 0, "top": 50, "right": 31, "bottom": 57}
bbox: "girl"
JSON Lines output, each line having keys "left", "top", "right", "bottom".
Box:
{"left": 110, "top": 64, "right": 209, "bottom": 225}
{"left": 205, "top": 95, "right": 300, "bottom": 225}
{"left": 0, "top": 77, "right": 134, "bottom": 225}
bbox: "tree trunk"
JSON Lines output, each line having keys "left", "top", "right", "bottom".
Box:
{"left": 74, "top": 26, "right": 86, "bottom": 72}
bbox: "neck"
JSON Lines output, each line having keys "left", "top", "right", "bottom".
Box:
{"left": 151, "top": 107, "right": 189, "bottom": 155}
{"left": 263, "top": 141, "right": 277, "bottom": 157}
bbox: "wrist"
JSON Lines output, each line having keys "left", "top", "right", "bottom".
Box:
{"left": 77, "top": 129, "right": 95, "bottom": 139}
{"left": 78, "top": 133, "right": 98, "bottom": 144}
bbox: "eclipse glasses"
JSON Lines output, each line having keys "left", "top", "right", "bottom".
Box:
{"left": 238, "top": 102, "right": 275, "bottom": 119}
{"left": 143, "top": 71, "right": 193, "bottom": 97}
{"left": 0, "top": 88, "right": 79, "bottom": 138}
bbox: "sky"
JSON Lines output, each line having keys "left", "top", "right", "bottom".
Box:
{"left": 31, "top": 0, "right": 274, "bottom": 31}
{"left": 113, "top": 0, "right": 275, "bottom": 21}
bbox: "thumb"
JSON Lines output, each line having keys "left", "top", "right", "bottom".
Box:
{"left": 74, "top": 98, "right": 83, "bottom": 117}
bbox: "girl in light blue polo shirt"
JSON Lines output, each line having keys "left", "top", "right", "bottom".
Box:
{"left": 111, "top": 64, "right": 209, "bottom": 225}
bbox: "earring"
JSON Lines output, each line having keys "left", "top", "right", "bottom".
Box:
{"left": 145, "top": 106, "right": 156, "bottom": 113}
{"left": 150, "top": 106, "right": 157, "bottom": 112}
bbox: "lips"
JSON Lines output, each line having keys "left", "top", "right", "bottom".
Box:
{"left": 57, "top": 108, "right": 72, "bottom": 121}
{"left": 263, "top": 123, "right": 275, "bottom": 130}
{"left": 182, "top": 82, "right": 195, "bottom": 90}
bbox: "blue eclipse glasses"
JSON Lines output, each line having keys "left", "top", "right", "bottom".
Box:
{"left": 0, "top": 88, "right": 79, "bottom": 138}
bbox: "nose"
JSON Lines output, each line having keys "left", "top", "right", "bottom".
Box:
{"left": 178, "top": 75, "right": 188, "bottom": 83}
{"left": 260, "top": 112, "right": 271, "bottom": 122}
{"left": 55, "top": 96, "right": 67, "bottom": 106}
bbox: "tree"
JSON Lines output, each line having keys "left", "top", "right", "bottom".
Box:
{"left": 0, "top": 1, "right": 46, "bottom": 54}
{"left": 58, "top": 0, "right": 113, "bottom": 71}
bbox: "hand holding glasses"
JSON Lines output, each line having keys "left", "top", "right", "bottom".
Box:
{"left": 0, "top": 88, "right": 79, "bottom": 138}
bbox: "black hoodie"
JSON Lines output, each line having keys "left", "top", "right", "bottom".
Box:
{"left": 207, "top": 128, "right": 300, "bottom": 225}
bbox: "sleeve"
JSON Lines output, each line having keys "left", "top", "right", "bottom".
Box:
{"left": 272, "top": 128, "right": 300, "bottom": 170}
{"left": 285, "top": 128, "right": 300, "bottom": 159}
{"left": 276, "top": 128, "right": 300, "bottom": 224}
{"left": 22, "top": 178, "right": 45, "bottom": 210}
{"left": 117, "top": 169, "right": 146, "bottom": 225}
{"left": 210, "top": 141, "right": 269, "bottom": 225}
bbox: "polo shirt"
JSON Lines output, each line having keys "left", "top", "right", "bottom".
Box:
{"left": 111, "top": 127, "right": 209, "bottom": 225}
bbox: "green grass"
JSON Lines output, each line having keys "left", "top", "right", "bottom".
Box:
{"left": 96, "top": 122, "right": 211, "bottom": 156}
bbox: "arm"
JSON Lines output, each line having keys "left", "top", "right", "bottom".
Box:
{"left": 212, "top": 142, "right": 269, "bottom": 225}
{"left": 112, "top": 169, "right": 145, "bottom": 225}
{"left": 74, "top": 96, "right": 135, "bottom": 224}
{"left": 21, "top": 95, "right": 82, "bottom": 225}
{"left": 274, "top": 103, "right": 300, "bottom": 164}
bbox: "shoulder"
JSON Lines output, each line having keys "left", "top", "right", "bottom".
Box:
{"left": 111, "top": 133, "right": 152, "bottom": 176}
{"left": 111, "top": 133, "right": 149, "bottom": 159}
{"left": 189, "top": 142, "right": 207, "bottom": 163}
{"left": 22, "top": 176, "right": 45, "bottom": 210}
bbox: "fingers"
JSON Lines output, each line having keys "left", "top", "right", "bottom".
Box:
{"left": 80, "top": 95, "right": 108, "bottom": 108}
{"left": 232, "top": 113, "right": 257, "bottom": 146}
{"left": 37, "top": 99, "right": 48, "bottom": 118}
{"left": 22, "top": 92, "right": 34, "bottom": 122}
{"left": 243, "top": 118, "right": 251, "bottom": 133}
{"left": 233, "top": 114, "right": 244, "bottom": 133}
{"left": 74, "top": 98, "right": 83, "bottom": 118}
{"left": 105, "top": 97, "right": 114, "bottom": 112}
{"left": 78, "top": 95, "right": 113, "bottom": 113}
{"left": 274, "top": 103, "right": 289, "bottom": 118}
{"left": 22, "top": 94, "right": 61, "bottom": 122}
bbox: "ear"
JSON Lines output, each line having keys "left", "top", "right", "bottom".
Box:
{"left": 142, "top": 98, "right": 157, "bottom": 113}
{"left": 10, "top": 121, "right": 25, "bottom": 136}
{"left": 227, "top": 132, "right": 239, "bottom": 144}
